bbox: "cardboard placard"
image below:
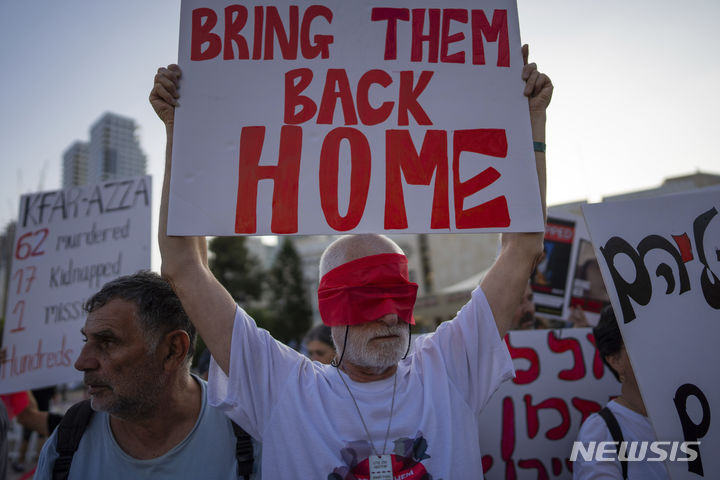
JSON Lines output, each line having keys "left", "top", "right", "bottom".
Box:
{"left": 0, "top": 176, "right": 152, "bottom": 394}
{"left": 478, "top": 328, "right": 621, "bottom": 478}
{"left": 583, "top": 187, "right": 720, "bottom": 479}
{"left": 169, "top": 0, "right": 544, "bottom": 235}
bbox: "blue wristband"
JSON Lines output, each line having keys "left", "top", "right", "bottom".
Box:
{"left": 533, "top": 141, "right": 546, "bottom": 153}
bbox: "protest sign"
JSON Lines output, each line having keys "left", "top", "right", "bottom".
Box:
{"left": 531, "top": 213, "right": 580, "bottom": 319}
{"left": 583, "top": 187, "right": 720, "bottom": 479}
{"left": 169, "top": 0, "right": 544, "bottom": 235}
{"left": 478, "top": 328, "right": 620, "bottom": 479}
{"left": 0, "top": 176, "right": 152, "bottom": 395}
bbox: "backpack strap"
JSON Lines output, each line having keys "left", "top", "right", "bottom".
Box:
{"left": 231, "top": 422, "right": 254, "bottom": 480}
{"left": 52, "top": 400, "right": 94, "bottom": 480}
{"left": 598, "top": 407, "right": 628, "bottom": 480}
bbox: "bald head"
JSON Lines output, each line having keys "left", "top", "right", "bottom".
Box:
{"left": 319, "top": 234, "right": 404, "bottom": 277}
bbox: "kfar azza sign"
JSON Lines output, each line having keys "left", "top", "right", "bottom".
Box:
{"left": 169, "top": 0, "right": 544, "bottom": 235}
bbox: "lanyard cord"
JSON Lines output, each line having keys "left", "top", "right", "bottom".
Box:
{"left": 337, "top": 368, "right": 398, "bottom": 457}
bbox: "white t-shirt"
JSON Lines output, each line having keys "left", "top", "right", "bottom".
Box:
{"left": 209, "top": 286, "right": 514, "bottom": 479}
{"left": 573, "top": 400, "right": 670, "bottom": 479}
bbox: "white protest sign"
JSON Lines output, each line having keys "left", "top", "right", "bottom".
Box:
{"left": 0, "top": 176, "right": 152, "bottom": 395}
{"left": 169, "top": 0, "right": 543, "bottom": 235}
{"left": 478, "top": 328, "right": 620, "bottom": 479}
{"left": 583, "top": 187, "right": 720, "bottom": 479}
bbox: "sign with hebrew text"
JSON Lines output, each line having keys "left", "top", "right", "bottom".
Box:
{"left": 583, "top": 187, "right": 720, "bottom": 479}
{"left": 478, "top": 328, "right": 621, "bottom": 479}
{"left": 169, "top": 0, "right": 543, "bottom": 235}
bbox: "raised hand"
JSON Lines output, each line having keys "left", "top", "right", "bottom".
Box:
{"left": 150, "top": 64, "right": 181, "bottom": 127}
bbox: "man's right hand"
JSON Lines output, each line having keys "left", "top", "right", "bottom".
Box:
{"left": 150, "top": 64, "right": 181, "bottom": 128}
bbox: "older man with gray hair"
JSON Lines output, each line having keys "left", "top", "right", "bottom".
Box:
{"left": 152, "top": 43, "right": 552, "bottom": 478}
{"left": 35, "top": 271, "right": 256, "bottom": 479}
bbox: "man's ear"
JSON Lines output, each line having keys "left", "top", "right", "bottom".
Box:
{"left": 605, "top": 350, "right": 625, "bottom": 377}
{"left": 162, "top": 330, "right": 191, "bottom": 370}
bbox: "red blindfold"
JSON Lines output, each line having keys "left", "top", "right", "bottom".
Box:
{"left": 318, "top": 253, "right": 418, "bottom": 327}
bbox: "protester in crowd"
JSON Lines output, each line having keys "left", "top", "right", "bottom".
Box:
{"left": 573, "top": 305, "right": 669, "bottom": 479}
{"left": 12, "top": 386, "right": 56, "bottom": 473}
{"left": 510, "top": 282, "right": 548, "bottom": 330}
{"left": 303, "top": 324, "right": 336, "bottom": 364}
{"left": 151, "top": 43, "right": 552, "bottom": 477}
{"left": 34, "top": 271, "right": 257, "bottom": 479}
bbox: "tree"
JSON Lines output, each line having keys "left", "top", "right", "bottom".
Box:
{"left": 208, "top": 236, "right": 264, "bottom": 304}
{"left": 265, "top": 237, "right": 313, "bottom": 345}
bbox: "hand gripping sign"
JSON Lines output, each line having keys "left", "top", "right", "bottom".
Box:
{"left": 169, "top": 0, "right": 544, "bottom": 235}
{"left": 583, "top": 187, "right": 720, "bottom": 479}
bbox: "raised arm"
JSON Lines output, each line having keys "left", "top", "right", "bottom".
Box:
{"left": 150, "top": 65, "right": 237, "bottom": 374}
{"left": 481, "top": 45, "right": 553, "bottom": 338}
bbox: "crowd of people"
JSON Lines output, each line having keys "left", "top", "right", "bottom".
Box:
{"left": 0, "top": 43, "right": 669, "bottom": 480}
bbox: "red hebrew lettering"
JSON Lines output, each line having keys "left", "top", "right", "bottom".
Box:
{"left": 505, "top": 335, "right": 539, "bottom": 385}
{"left": 318, "top": 69, "right": 358, "bottom": 125}
{"left": 672, "top": 233, "right": 694, "bottom": 263}
{"left": 471, "top": 10, "right": 509, "bottom": 67}
{"left": 252, "top": 6, "right": 263, "bottom": 59}
{"left": 398, "top": 71, "right": 434, "bottom": 126}
{"left": 191, "top": 8, "right": 222, "bottom": 61}
{"left": 501, "top": 396, "right": 515, "bottom": 460}
{"left": 264, "top": 6, "right": 299, "bottom": 60}
{"left": 384, "top": 130, "right": 449, "bottom": 230}
{"left": 482, "top": 455, "right": 493, "bottom": 474}
{"left": 547, "top": 331, "right": 585, "bottom": 381}
{"left": 552, "top": 457, "right": 562, "bottom": 475}
{"left": 524, "top": 395, "right": 571, "bottom": 440}
{"left": 411, "top": 9, "right": 440, "bottom": 63}
{"left": 356, "top": 70, "right": 394, "bottom": 125}
{"left": 572, "top": 397, "right": 602, "bottom": 424}
{"left": 371, "top": 8, "right": 410, "bottom": 60}
{"left": 235, "top": 126, "right": 301, "bottom": 234}
{"left": 505, "top": 461, "right": 517, "bottom": 480}
{"left": 586, "top": 333, "right": 605, "bottom": 379}
{"left": 300, "top": 6, "right": 333, "bottom": 59}
{"left": 441, "top": 9, "right": 468, "bottom": 63}
{"left": 284, "top": 69, "right": 317, "bottom": 124}
{"left": 518, "top": 459, "right": 548, "bottom": 480}
{"left": 453, "top": 129, "right": 510, "bottom": 228}
{"left": 223, "top": 5, "right": 249, "bottom": 59}
{"left": 319, "top": 128, "right": 371, "bottom": 231}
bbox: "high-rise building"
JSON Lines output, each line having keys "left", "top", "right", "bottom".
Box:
{"left": 88, "top": 112, "right": 146, "bottom": 184}
{"left": 62, "top": 141, "right": 89, "bottom": 188}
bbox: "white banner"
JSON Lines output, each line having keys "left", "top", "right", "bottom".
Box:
{"left": 479, "top": 328, "right": 620, "bottom": 478}
{"left": 0, "top": 176, "right": 152, "bottom": 394}
{"left": 169, "top": 0, "right": 544, "bottom": 235}
{"left": 583, "top": 187, "right": 720, "bottom": 479}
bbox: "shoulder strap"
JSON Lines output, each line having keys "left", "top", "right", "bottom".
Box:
{"left": 598, "top": 406, "right": 628, "bottom": 480}
{"left": 231, "top": 422, "right": 254, "bottom": 480}
{"left": 52, "top": 399, "right": 94, "bottom": 480}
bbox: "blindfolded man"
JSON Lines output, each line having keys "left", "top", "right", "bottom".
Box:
{"left": 151, "top": 44, "right": 552, "bottom": 478}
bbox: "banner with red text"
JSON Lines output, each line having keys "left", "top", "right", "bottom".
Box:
{"left": 0, "top": 176, "right": 152, "bottom": 394}
{"left": 169, "top": 0, "right": 543, "bottom": 235}
{"left": 583, "top": 187, "right": 720, "bottom": 479}
{"left": 478, "top": 328, "right": 621, "bottom": 478}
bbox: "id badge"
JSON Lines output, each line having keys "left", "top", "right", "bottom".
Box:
{"left": 369, "top": 455, "right": 393, "bottom": 480}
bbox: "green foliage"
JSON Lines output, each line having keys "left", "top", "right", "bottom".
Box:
{"left": 208, "top": 237, "right": 264, "bottom": 303}
{"left": 264, "top": 238, "right": 312, "bottom": 345}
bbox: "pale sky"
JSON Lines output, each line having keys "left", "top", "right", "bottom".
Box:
{"left": 2, "top": 1, "right": 719, "bottom": 267}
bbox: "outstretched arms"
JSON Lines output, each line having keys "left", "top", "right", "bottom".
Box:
{"left": 481, "top": 45, "right": 553, "bottom": 338}
{"left": 150, "top": 65, "right": 237, "bottom": 374}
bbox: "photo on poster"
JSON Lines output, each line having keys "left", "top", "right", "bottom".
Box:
{"left": 531, "top": 217, "right": 575, "bottom": 317}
